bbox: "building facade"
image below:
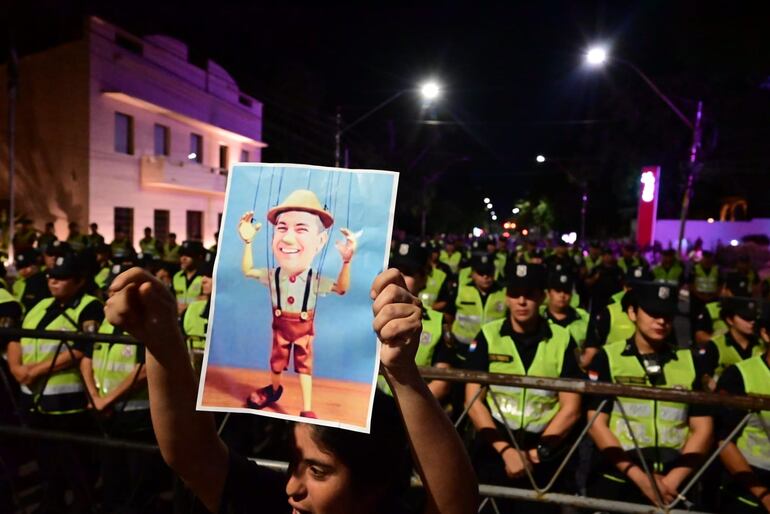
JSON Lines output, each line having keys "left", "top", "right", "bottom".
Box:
{"left": 0, "top": 16, "right": 265, "bottom": 247}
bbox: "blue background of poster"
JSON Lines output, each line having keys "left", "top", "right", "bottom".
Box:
{"left": 206, "top": 164, "right": 396, "bottom": 383}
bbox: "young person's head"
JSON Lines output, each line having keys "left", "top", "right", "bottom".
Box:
{"left": 625, "top": 282, "right": 678, "bottom": 345}
{"left": 180, "top": 241, "right": 205, "bottom": 272}
{"left": 15, "top": 249, "right": 40, "bottom": 279}
{"left": 286, "top": 393, "right": 411, "bottom": 514}
{"left": 144, "top": 227, "right": 152, "bottom": 238}
{"left": 546, "top": 272, "right": 574, "bottom": 313}
{"left": 701, "top": 250, "right": 714, "bottom": 268}
{"left": 623, "top": 265, "right": 652, "bottom": 292}
{"left": 505, "top": 263, "right": 546, "bottom": 329}
{"left": 601, "top": 247, "right": 615, "bottom": 266}
{"left": 469, "top": 254, "right": 495, "bottom": 292}
{"left": 660, "top": 249, "right": 676, "bottom": 268}
{"left": 721, "top": 297, "right": 759, "bottom": 339}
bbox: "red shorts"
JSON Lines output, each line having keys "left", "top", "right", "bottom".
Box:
{"left": 270, "top": 311, "right": 315, "bottom": 375}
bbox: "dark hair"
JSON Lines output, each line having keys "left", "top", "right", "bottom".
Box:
{"left": 307, "top": 391, "right": 411, "bottom": 504}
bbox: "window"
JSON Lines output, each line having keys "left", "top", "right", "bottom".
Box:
{"left": 154, "top": 124, "right": 170, "bottom": 156}
{"left": 240, "top": 149, "right": 249, "bottom": 162}
{"left": 219, "top": 145, "right": 229, "bottom": 173}
{"left": 189, "top": 133, "right": 203, "bottom": 163}
{"left": 114, "top": 113, "right": 134, "bottom": 155}
{"left": 114, "top": 207, "right": 134, "bottom": 242}
{"left": 154, "top": 209, "right": 170, "bottom": 242}
{"left": 186, "top": 210, "right": 203, "bottom": 241}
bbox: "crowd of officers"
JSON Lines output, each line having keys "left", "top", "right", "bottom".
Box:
{"left": 387, "top": 234, "right": 770, "bottom": 513}
{"left": 2, "top": 219, "right": 770, "bottom": 513}
{"left": 0, "top": 222, "right": 216, "bottom": 513}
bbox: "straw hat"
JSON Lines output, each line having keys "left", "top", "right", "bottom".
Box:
{"left": 267, "top": 189, "right": 334, "bottom": 228}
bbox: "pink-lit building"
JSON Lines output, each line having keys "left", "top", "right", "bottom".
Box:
{"left": 0, "top": 16, "right": 265, "bottom": 247}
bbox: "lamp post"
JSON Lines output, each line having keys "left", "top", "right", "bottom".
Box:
{"left": 584, "top": 45, "right": 703, "bottom": 255}
{"left": 334, "top": 80, "right": 442, "bottom": 167}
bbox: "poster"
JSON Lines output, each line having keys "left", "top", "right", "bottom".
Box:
{"left": 197, "top": 163, "right": 399, "bottom": 432}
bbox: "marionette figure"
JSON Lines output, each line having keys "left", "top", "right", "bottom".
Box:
{"left": 237, "top": 189, "right": 357, "bottom": 418}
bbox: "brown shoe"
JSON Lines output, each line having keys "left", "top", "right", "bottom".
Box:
{"left": 246, "top": 385, "right": 283, "bottom": 409}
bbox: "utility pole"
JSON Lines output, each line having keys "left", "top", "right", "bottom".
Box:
{"left": 7, "top": 47, "right": 18, "bottom": 261}
{"left": 676, "top": 100, "right": 704, "bottom": 255}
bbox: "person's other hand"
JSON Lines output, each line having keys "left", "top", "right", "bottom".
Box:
{"left": 371, "top": 269, "right": 422, "bottom": 371}
{"left": 11, "top": 364, "right": 32, "bottom": 385}
{"left": 501, "top": 447, "right": 530, "bottom": 479}
{"left": 237, "top": 211, "right": 261, "bottom": 243}
{"left": 335, "top": 228, "right": 357, "bottom": 262}
{"left": 105, "top": 268, "right": 179, "bottom": 349}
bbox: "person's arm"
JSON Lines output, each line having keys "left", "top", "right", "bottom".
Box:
{"left": 237, "top": 212, "right": 267, "bottom": 280}
{"left": 332, "top": 228, "right": 356, "bottom": 295}
{"left": 6, "top": 340, "right": 31, "bottom": 384}
{"left": 720, "top": 442, "right": 770, "bottom": 510}
{"left": 104, "top": 269, "right": 227, "bottom": 512}
{"left": 372, "top": 269, "right": 478, "bottom": 514}
{"left": 27, "top": 348, "right": 84, "bottom": 382}
{"left": 662, "top": 415, "right": 713, "bottom": 492}
{"left": 79, "top": 356, "right": 103, "bottom": 408}
{"left": 528, "top": 391, "right": 581, "bottom": 464}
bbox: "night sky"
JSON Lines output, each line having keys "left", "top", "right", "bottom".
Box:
{"left": 3, "top": 1, "right": 770, "bottom": 236}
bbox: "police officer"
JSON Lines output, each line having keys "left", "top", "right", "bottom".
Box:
{"left": 585, "top": 281, "right": 714, "bottom": 507}
{"left": 585, "top": 247, "right": 624, "bottom": 315}
{"left": 439, "top": 237, "right": 463, "bottom": 275}
{"left": 65, "top": 221, "right": 88, "bottom": 253}
{"left": 583, "top": 266, "right": 652, "bottom": 367}
{"left": 695, "top": 297, "right": 763, "bottom": 391}
{"left": 182, "top": 251, "right": 215, "bottom": 377}
{"left": 419, "top": 241, "right": 452, "bottom": 310}
{"left": 162, "top": 232, "right": 181, "bottom": 275}
{"left": 139, "top": 226, "right": 161, "bottom": 258}
{"left": 93, "top": 244, "right": 113, "bottom": 291}
{"left": 86, "top": 222, "right": 106, "bottom": 248}
{"left": 688, "top": 250, "right": 721, "bottom": 333}
{"left": 493, "top": 236, "right": 510, "bottom": 279}
{"left": 12, "top": 218, "right": 37, "bottom": 254}
{"left": 715, "top": 307, "right": 770, "bottom": 513}
{"left": 12, "top": 249, "right": 50, "bottom": 312}
{"left": 693, "top": 271, "right": 746, "bottom": 346}
{"left": 173, "top": 240, "right": 205, "bottom": 315}
{"left": 543, "top": 272, "right": 590, "bottom": 348}
{"left": 110, "top": 229, "right": 134, "bottom": 257}
{"left": 80, "top": 262, "right": 159, "bottom": 512}
{"left": 464, "top": 262, "right": 583, "bottom": 514}
{"left": 36, "top": 221, "right": 58, "bottom": 253}
{"left": 377, "top": 241, "right": 453, "bottom": 400}
{"left": 584, "top": 241, "right": 603, "bottom": 274}
{"left": 734, "top": 254, "right": 758, "bottom": 297}
{"left": 6, "top": 252, "right": 104, "bottom": 511}
{"left": 617, "top": 243, "right": 648, "bottom": 275}
{"left": 652, "top": 249, "right": 684, "bottom": 288}
{"left": 446, "top": 254, "right": 507, "bottom": 362}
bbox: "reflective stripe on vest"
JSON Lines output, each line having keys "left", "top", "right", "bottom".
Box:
{"left": 483, "top": 319, "right": 571, "bottom": 433}
{"left": 712, "top": 333, "right": 765, "bottom": 379}
{"left": 419, "top": 267, "right": 447, "bottom": 308}
{"left": 20, "top": 295, "right": 99, "bottom": 414}
{"left": 92, "top": 320, "right": 149, "bottom": 411}
{"left": 604, "top": 341, "right": 695, "bottom": 453}
{"left": 173, "top": 272, "right": 203, "bottom": 307}
{"left": 607, "top": 300, "right": 635, "bottom": 345}
{"left": 163, "top": 243, "right": 180, "bottom": 263}
{"left": 694, "top": 264, "right": 719, "bottom": 294}
{"left": 140, "top": 237, "right": 160, "bottom": 256}
{"left": 94, "top": 266, "right": 111, "bottom": 288}
{"left": 451, "top": 284, "right": 507, "bottom": 344}
{"left": 735, "top": 356, "right": 770, "bottom": 471}
{"left": 183, "top": 300, "right": 209, "bottom": 351}
{"left": 378, "top": 308, "right": 444, "bottom": 396}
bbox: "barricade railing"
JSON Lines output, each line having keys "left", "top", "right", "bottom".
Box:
{"left": 2, "top": 327, "right": 769, "bottom": 513}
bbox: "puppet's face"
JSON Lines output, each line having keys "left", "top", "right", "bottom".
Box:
{"left": 272, "top": 211, "right": 328, "bottom": 275}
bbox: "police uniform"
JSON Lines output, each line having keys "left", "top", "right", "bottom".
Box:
{"left": 465, "top": 263, "right": 583, "bottom": 514}
{"left": 139, "top": 235, "right": 161, "bottom": 257}
{"left": 12, "top": 249, "right": 51, "bottom": 313}
{"left": 688, "top": 256, "right": 721, "bottom": 324}
{"left": 586, "top": 249, "right": 624, "bottom": 314}
{"left": 181, "top": 252, "right": 215, "bottom": 377}
{"left": 447, "top": 255, "right": 507, "bottom": 358}
{"left": 586, "top": 282, "right": 714, "bottom": 505}
{"left": 716, "top": 349, "right": 770, "bottom": 512}
{"left": 652, "top": 253, "right": 684, "bottom": 288}
{"left": 173, "top": 241, "right": 205, "bottom": 311}
{"left": 439, "top": 246, "right": 463, "bottom": 275}
{"left": 695, "top": 297, "right": 764, "bottom": 381}
{"left": 542, "top": 272, "right": 589, "bottom": 348}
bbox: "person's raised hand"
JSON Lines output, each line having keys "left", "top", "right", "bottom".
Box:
{"left": 371, "top": 268, "right": 422, "bottom": 372}
{"left": 105, "top": 268, "right": 179, "bottom": 351}
{"left": 335, "top": 228, "right": 357, "bottom": 262}
{"left": 237, "top": 211, "right": 261, "bottom": 243}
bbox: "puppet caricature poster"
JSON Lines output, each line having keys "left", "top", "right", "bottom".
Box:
{"left": 198, "top": 164, "right": 398, "bottom": 432}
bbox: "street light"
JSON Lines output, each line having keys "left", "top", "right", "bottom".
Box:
{"left": 483, "top": 197, "right": 490, "bottom": 204}
{"left": 535, "top": 155, "right": 546, "bottom": 163}
{"left": 584, "top": 43, "right": 703, "bottom": 254}
{"left": 335, "top": 79, "right": 442, "bottom": 166}
{"left": 512, "top": 207, "right": 520, "bottom": 214}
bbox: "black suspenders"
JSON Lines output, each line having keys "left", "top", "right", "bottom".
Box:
{"left": 274, "top": 268, "right": 314, "bottom": 318}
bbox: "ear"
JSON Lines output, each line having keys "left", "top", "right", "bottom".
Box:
{"left": 627, "top": 305, "right": 638, "bottom": 323}
{"left": 318, "top": 230, "right": 329, "bottom": 248}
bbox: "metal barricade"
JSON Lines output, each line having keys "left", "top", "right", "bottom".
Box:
{"left": 2, "top": 327, "right": 770, "bottom": 514}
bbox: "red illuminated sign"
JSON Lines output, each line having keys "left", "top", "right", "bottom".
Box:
{"left": 636, "top": 166, "right": 660, "bottom": 248}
